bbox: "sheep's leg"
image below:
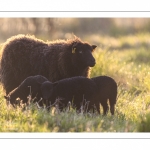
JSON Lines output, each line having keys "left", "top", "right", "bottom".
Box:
{"left": 102, "top": 100, "right": 109, "bottom": 115}
{"left": 95, "top": 102, "right": 100, "bottom": 114}
{"left": 73, "top": 95, "right": 84, "bottom": 112}
{"left": 110, "top": 104, "right": 115, "bottom": 115}
{"left": 109, "top": 92, "right": 117, "bottom": 115}
{"left": 58, "top": 96, "right": 70, "bottom": 112}
{"left": 86, "top": 102, "right": 93, "bottom": 113}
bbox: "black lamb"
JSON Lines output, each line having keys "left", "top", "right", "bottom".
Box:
{"left": 89, "top": 76, "right": 118, "bottom": 115}
{"left": 4, "top": 75, "right": 49, "bottom": 107}
{"left": 40, "top": 76, "right": 97, "bottom": 111}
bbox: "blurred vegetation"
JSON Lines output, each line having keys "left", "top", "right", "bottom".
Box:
{"left": 138, "top": 111, "right": 150, "bottom": 132}
{"left": 1, "top": 18, "right": 150, "bottom": 43}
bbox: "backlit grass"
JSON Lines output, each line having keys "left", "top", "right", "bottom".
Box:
{"left": 0, "top": 33, "right": 150, "bottom": 132}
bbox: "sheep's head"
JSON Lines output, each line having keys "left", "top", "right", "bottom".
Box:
{"left": 41, "top": 81, "right": 54, "bottom": 100}
{"left": 71, "top": 41, "right": 97, "bottom": 68}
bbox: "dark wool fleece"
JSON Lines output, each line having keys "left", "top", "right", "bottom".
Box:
{"left": 40, "top": 76, "right": 97, "bottom": 111}
{"left": 89, "top": 76, "right": 117, "bottom": 115}
{"left": 5, "top": 75, "right": 49, "bottom": 107}
{"left": 0, "top": 34, "right": 97, "bottom": 95}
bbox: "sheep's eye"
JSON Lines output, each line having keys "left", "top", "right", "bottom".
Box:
{"left": 79, "top": 51, "right": 82, "bottom": 53}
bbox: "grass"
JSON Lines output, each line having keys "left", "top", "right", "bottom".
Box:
{"left": 1, "top": 33, "right": 150, "bottom": 132}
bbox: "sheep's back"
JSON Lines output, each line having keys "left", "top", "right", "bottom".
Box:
{"left": 91, "top": 76, "right": 117, "bottom": 90}
{"left": 54, "top": 76, "right": 96, "bottom": 98}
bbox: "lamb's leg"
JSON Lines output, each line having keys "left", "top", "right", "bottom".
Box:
{"left": 73, "top": 95, "right": 83, "bottom": 112}
{"left": 101, "top": 100, "right": 109, "bottom": 115}
{"left": 110, "top": 104, "right": 115, "bottom": 115}
{"left": 56, "top": 96, "right": 70, "bottom": 112}
{"left": 109, "top": 92, "right": 117, "bottom": 115}
{"left": 86, "top": 102, "right": 93, "bottom": 113}
{"left": 95, "top": 102, "right": 100, "bottom": 114}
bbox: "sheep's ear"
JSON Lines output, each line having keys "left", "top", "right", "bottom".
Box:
{"left": 72, "top": 47, "right": 76, "bottom": 54}
{"left": 92, "top": 45, "right": 97, "bottom": 51}
{"left": 72, "top": 42, "right": 78, "bottom": 54}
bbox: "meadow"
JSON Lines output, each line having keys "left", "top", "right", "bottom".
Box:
{"left": 0, "top": 33, "right": 150, "bottom": 132}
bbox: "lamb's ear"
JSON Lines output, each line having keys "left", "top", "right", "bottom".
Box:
{"left": 92, "top": 45, "right": 97, "bottom": 49}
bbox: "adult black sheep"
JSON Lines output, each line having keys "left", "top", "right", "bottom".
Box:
{"left": 0, "top": 34, "right": 97, "bottom": 95}
{"left": 4, "top": 75, "right": 49, "bottom": 107}
{"left": 40, "top": 76, "right": 97, "bottom": 111}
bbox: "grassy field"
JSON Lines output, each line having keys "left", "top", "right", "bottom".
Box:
{"left": 0, "top": 33, "right": 150, "bottom": 132}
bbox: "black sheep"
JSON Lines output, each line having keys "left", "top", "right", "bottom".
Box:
{"left": 4, "top": 75, "right": 49, "bottom": 107}
{"left": 89, "top": 76, "right": 117, "bottom": 115}
{"left": 40, "top": 76, "right": 97, "bottom": 111}
{"left": 0, "top": 34, "right": 97, "bottom": 95}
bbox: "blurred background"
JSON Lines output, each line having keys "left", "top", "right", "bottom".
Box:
{"left": 0, "top": 18, "right": 150, "bottom": 43}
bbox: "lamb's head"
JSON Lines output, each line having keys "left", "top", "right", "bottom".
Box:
{"left": 71, "top": 40, "right": 97, "bottom": 68}
{"left": 41, "top": 81, "right": 54, "bottom": 100}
